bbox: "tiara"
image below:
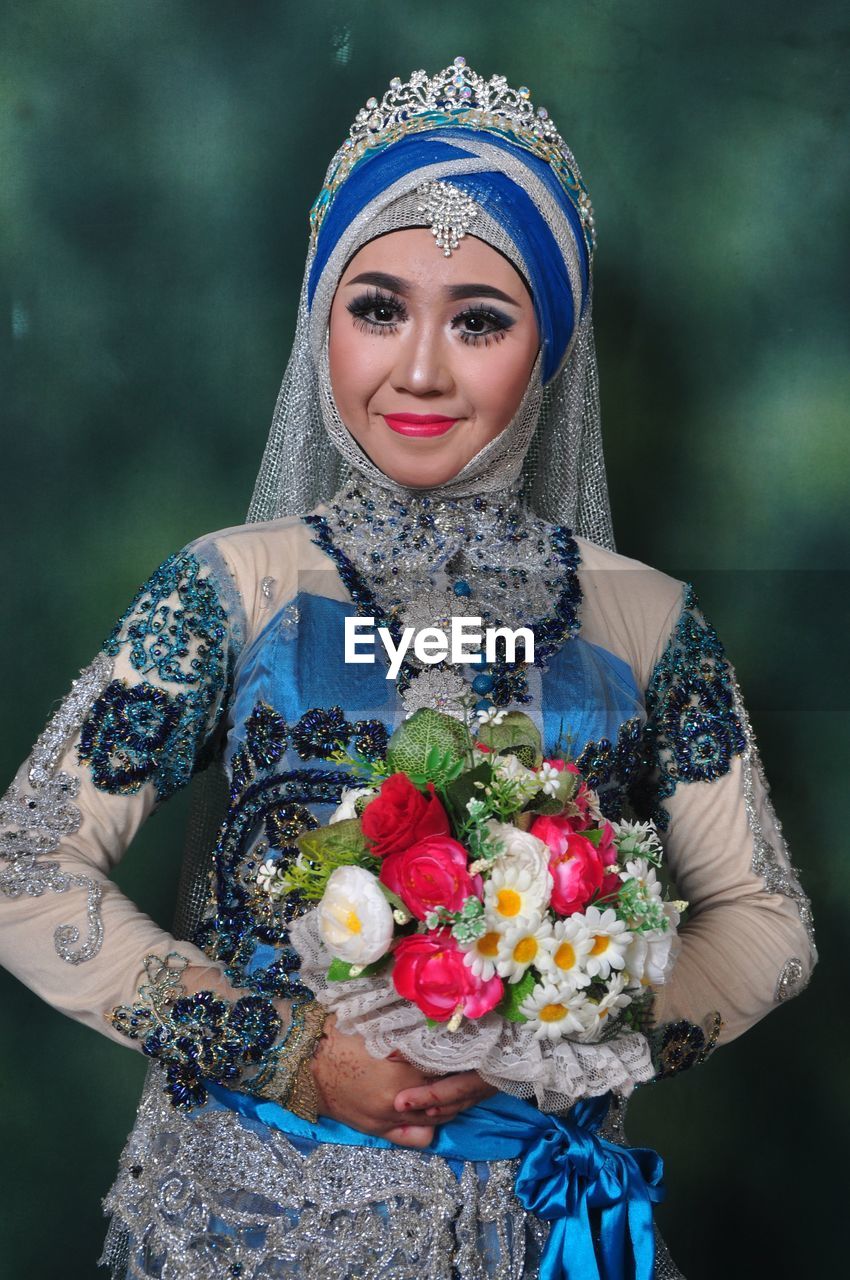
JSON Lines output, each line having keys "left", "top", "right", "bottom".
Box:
{"left": 309, "top": 56, "right": 595, "bottom": 257}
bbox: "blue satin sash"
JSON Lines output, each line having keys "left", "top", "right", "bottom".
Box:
{"left": 204, "top": 1083, "right": 664, "bottom": 1279}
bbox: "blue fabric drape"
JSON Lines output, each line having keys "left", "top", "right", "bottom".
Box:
{"left": 204, "top": 1084, "right": 664, "bottom": 1279}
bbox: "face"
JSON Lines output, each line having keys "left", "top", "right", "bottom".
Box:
{"left": 327, "top": 228, "right": 540, "bottom": 488}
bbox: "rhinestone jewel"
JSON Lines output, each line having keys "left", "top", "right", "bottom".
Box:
{"left": 416, "top": 179, "right": 480, "bottom": 256}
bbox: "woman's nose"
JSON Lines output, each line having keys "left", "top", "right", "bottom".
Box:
{"left": 389, "top": 322, "right": 453, "bottom": 397}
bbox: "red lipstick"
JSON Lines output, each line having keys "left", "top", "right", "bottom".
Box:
{"left": 383, "top": 413, "right": 460, "bottom": 438}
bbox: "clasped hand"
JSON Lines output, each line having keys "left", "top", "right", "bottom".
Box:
{"left": 310, "top": 1014, "right": 496, "bottom": 1147}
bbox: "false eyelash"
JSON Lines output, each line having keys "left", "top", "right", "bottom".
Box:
{"left": 346, "top": 288, "right": 406, "bottom": 333}
{"left": 452, "top": 304, "right": 514, "bottom": 346}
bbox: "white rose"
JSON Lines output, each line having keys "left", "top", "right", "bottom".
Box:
{"left": 317, "top": 865, "right": 394, "bottom": 965}
{"left": 328, "top": 786, "right": 376, "bottom": 824}
{"left": 485, "top": 821, "right": 552, "bottom": 915}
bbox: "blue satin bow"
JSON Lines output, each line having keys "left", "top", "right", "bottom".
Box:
{"left": 204, "top": 1084, "right": 663, "bottom": 1279}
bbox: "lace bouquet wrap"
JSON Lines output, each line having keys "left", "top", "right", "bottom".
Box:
{"left": 275, "top": 709, "right": 684, "bottom": 1112}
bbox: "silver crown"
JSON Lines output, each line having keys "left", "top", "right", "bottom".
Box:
{"left": 310, "top": 57, "right": 595, "bottom": 255}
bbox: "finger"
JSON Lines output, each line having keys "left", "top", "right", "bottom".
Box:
{"left": 383, "top": 1124, "right": 435, "bottom": 1148}
{"left": 395, "top": 1072, "right": 482, "bottom": 1113}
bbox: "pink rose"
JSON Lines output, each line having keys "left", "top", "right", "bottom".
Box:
{"left": 530, "top": 814, "right": 604, "bottom": 915}
{"left": 597, "top": 822, "right": 621, "bottom": 898}
{"left": 380, "top": 835, "right": 482, "bottom": 921}
{"left": 393, "top": 930, "right": 504, "bottom": 1021}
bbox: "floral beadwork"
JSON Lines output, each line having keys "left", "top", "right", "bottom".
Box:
{"left": 193, "top": 695, "right": 362, "bottom": 998}
{"left": 291, "top": 706, "right": 352, "bottom": 760}
{"left": 77, "top": 550, "right": 236, "bottom": 801}
{"left": 107, "top": 953, "right": 283, "bottom": 1111}
{"left": 650, "top": 1012, "right": 723, "bottom": 1080}
{"left": 638, "top": 587, "right": 745, "bottom": 829}
{"left": 575, "top": 716, "right": 643, "bottom": 819}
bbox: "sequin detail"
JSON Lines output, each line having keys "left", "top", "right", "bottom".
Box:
{"left": 78, "top": 551, "right": 234, "bottom": 800}
{"left": 731, "top": 678, "right": 817, "bottom": 964}
{"left": 650, "top": 1012, "right": 723, "bottom": 1080}
{"left": 775, "top": 957, "right": 807, "bottom": 1003}
{"left": 576, "top": 715, "right": 643, "bottom": 818}
{"left": 100, "top": 1065, "right": 548, "bottom": 1280}
{"left": 304, "top": 480, "right": 581, "bottom": 707}
{"left": 107, "top": 953, "right": 284, "bottom": 1112}
{"left": 0, "top": 655, "right": 114, "bottom": 964}
{"left": 639, "top": 587, "right": 745, "bottom": 828}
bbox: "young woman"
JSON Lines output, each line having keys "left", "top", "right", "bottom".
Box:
{"left": 0, "top": 59, "right": 816, "bottom": 1278}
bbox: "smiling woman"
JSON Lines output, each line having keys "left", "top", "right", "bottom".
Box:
{"left": 0, "top": 55, "right": 817, "bottom": 1280}
{"left": 328, "top": 230, "right": 540, "bottom": 487}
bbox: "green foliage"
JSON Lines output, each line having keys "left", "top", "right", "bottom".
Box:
{"left": 497, "top": 969, "right": 535, "bottom": 1022}
{"left": 326, "top": 956, "right": 388, "bottom": 981}
{"left": 475, "top": 711, "right": 543, "bottom": 767}
{"left": 386, "top": 708, "right": 472, "bottom": 787}
{"left": 281, "top": 819, "right": 375, "bottom": 900}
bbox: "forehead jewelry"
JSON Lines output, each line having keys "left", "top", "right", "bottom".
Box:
{"left": 416, "top": 179, "right": 480, "bottom": 256}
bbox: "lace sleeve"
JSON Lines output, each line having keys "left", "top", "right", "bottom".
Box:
{"left": 630, "top": 585, "right": 817, "bottom": 1074}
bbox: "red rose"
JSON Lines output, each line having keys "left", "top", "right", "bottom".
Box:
{"left": 393, "top": 930, "right": 503, "bottom": 1021}
{"left": 380, "top": 835, "right": 482, "bottom": 921}
{"left": 361, "top": 773, "right": 450, "bottom": 858}
{"left": 530, "top": 814, "right": 604, "bottom": 915}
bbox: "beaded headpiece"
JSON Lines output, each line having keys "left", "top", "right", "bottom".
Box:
{"left": 309, "top": 56, "right": 596, "bottom": 261}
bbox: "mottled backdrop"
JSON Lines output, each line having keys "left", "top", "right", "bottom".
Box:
{"left": 1, "top": 1, "right": 847, "bottom": 1276}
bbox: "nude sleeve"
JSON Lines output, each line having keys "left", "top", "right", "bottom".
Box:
{"left": 0, "top": 536, "right": 255, "bottom": 1048}
{"left": 633, "top": 583, "right": 817, "bottom": 1065}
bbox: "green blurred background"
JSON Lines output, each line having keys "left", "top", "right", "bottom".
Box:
{"left": 1, "top": 1, "right": 848, "bottom": 1275}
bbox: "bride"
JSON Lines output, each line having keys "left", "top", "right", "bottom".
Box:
{"left": 0, "top": 58, "right": 815, "bottom": 1279}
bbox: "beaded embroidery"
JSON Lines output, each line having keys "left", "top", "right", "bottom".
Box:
{"left": 638, "top": 586, "right": 745, "bottom": 829}
{"left": 107, "top": 952, "right": 288, "bottom": 1111}
{"left": 305, "top": 480, "right": 582, "bottom": 707}
{"left": 575, "top": 715, "right": 643, "bottom": 819}
{"left": 77, "top": 551, "right": 235, "bottom": 801}
{"left": 0, "top": 654, "right": 114, "bottom": 964}
{"left": 650, "top": 1012, "right": 723, "bottom": 1080}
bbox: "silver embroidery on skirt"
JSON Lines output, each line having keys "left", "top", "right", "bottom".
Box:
{"left": 99, "top": 1067, "right": 548, "bottom": 1279}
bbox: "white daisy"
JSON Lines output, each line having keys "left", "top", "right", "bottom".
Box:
{"left": 576, "top": 906, "right": 633, "bottom": 980}
{"left": 537, "top": 917, "right": 593, "bottom": 988}
{"left": 495, "top": 914, "right": 553, "bottom": 983}
{"left": 520, "top": 981, "right": 593, "bottom": 1041}
{"left": 462, "top": 928, "right": 503, "bottom": 981}
{"left": 579, "top": 973, "right": 632, "bottom": 1042}
{"left": 484, "top": 830, "right": 552, "bottom": 927}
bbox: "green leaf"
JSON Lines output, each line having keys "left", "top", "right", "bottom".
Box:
{"left": 581, "top": 827, "right": 604, "bottom": 847}
{"left": 475, "top": 712, "right": 543, "bottom": 767}
{"left": 283, "top": 819, "right": 375, "bottom": 900}
{"left": 497, "top": 968, "right": 536, "bottom": 1022}
{"left": 326, "top": 956, "right": 388, "bottom": 981}
{"left": 443, "top": 760, "right": 492, "bottom": 824}
{"left": 386, "top": 708, "right": 472, "bottom": 785}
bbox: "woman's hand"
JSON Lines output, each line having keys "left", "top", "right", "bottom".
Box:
{"left": 393, "top": 1069, "right": 498, "bottom": 1121}
{"left": 310, "top": 1014, "right": 444, "bottom": 1147}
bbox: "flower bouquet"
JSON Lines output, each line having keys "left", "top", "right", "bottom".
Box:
{"left": 274, "top": 708, "right": 684, "bottom": 1109}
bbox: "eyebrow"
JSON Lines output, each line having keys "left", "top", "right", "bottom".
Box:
{"left": 346, "top": 270, "right": 521, "bottom": 307}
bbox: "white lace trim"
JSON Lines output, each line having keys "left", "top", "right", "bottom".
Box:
{"left": 290, "top": 911, "right": 655, "bottom": 1112}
